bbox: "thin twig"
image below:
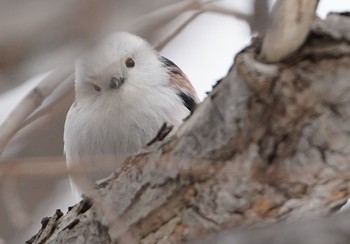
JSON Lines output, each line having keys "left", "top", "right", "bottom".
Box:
{"left": 156, "top": 2, "right": 251, "bottom": 51}
{"left": 130, "top": 0, "right": 202, "bottom": 39}
{"left": 200, "top": 4, "right": 251, "bottom": 21}
{"left": 156, "top": 11, "right": 204, "bottom": 51}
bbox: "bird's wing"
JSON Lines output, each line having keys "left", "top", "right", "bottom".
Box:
{"left": 160, "top": 56, "right": 199, "bottom": 113}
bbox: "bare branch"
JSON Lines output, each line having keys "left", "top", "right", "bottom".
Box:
{"left": 0, "top": 66, "right": 73, "bottom": 155}
{"left": 200, "top": 4, "right": 251, "bottom": 22}
{"left": 130, "top": 0, "right": 202, "bottom": 40}
{"left": 0, "top": 156, "right": 131, "bottom": 178}
{"left": 155, "top": 1, "right": 252, "bottom": 50}
{"left": 19, "top": 74, "right": 74, "bottom": 130}
{"left": 156, "top": 11, "right": 204, "bottom": 51}
{"left": 261, "top": 0, "right": 320, "bottom": 62}
{"left": 0, "top": 158, "right": 67, "bottom": 177}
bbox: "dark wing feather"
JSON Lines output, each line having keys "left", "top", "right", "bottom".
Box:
{"left": 160, "top": 56, "right": 199, "bottom": 112}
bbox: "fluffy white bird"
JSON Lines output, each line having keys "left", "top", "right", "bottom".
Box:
{"left": 64, "top": 32, "right": 198, "bottom": 197}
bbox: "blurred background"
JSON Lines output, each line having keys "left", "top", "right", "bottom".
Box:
{"left": 0, "top": 0, "right": 349, "bottom": 243}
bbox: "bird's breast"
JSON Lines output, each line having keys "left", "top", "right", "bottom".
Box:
{"left": 64, "top": 100, "right": 174, "bottom": 160}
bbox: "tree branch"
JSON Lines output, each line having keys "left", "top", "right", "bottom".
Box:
{"left": 0, "top": 66, "right": 73, "bottom": 155}
{"left": 27, "top": 13, "right": 350, "bottom": 243}
{"left": 196, "top": 210, "right": 350, "bottom": 244}
{"left": 156, "top": 11, "right": 204, "bottom": 51}
{"left": 261, "top": 0, "right": 319, "bottom": 62}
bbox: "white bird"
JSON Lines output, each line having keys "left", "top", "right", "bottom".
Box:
{"left": 64, "top": 32, "right": 199, "bottom": 198}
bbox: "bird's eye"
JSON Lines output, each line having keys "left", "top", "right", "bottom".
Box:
{"left": 92, "top": 83, "right": 101, "bottom": 92}
{"left": 125, "top": 57, "right": 135, "bottom": 68}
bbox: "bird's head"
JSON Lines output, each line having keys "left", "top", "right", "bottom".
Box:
{"left": 75, "top": 32, "right": 168, "bottom": 105}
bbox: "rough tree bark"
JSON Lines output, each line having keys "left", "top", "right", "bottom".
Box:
{"left": 26, "top": 12, "right": 350, "bottom": 244}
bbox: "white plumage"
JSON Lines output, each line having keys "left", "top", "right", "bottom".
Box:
{"left": 64, "top": 32, "right": 198, "bottom": 198}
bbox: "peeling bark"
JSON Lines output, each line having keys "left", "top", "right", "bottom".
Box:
{"left": 27, "top": 13, "right": 350, "bottom": 244}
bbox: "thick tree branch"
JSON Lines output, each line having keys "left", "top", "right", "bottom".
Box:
{"left": 196, "top": 210, "right": 350, "bottom": 244}
{"left": 27, "top": 13, "right": 350, "bottom": 244}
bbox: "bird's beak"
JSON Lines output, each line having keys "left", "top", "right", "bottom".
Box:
{"left": 109, "top": 76, "right": 125, "bottom": 89}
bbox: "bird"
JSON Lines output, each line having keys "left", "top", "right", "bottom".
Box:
{"left": 64, "top": 32, "right": 199, "bottom": 198}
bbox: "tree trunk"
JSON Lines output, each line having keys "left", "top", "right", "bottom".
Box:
{"left": 27, "top": 13, "right": 350, "bottom": 244}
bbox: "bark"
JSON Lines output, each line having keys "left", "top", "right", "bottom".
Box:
{"left": 196, "top": 210, "right": 350, "bottom": 244}
{"left": 27, "top": 13, "right": 350, "bottom": 244}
